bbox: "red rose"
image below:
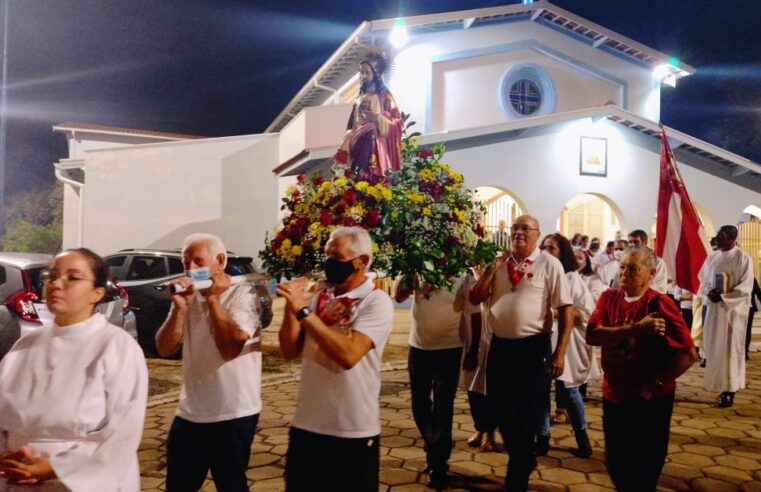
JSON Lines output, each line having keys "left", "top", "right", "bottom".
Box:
{"left": 344, "top": 168, "right": 354, "bottom": 179}
{"left": 334, "top": 150, "right": 348, "bottom": 164}
{"left": 365, "top": 209, "right": 381, "bottom": 227}
{"left": 315, "top": 176, "right": 325, "bottom": 186}
{"left": 320, "top": 210, "right": 334, "bottom": 226}
{"left": 343, "top": 217, "right": 356, "bottom": 226}
{"left": 419, "top": 149, "right": 434, "bottom": 158}
{"left": 342, "top": 188, "right": 357, "bottom": 204}
{"left": 297, "top": 174, "right": 306, "bottom": 184}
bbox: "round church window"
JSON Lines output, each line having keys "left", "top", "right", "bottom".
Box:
{"left": 499, "top": 64, "right": 556, "bottom": 120}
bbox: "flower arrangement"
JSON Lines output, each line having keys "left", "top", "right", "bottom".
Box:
{"left": 260, "top": 114, "right": 498, "bottom": 290}
{"left": 259, "top": 166, "right": 394, "bottom": 279}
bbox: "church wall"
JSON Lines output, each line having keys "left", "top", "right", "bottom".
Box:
{"left": 61, "top": 184, "right": 81, "bottom": 249}
{"left": 430, "top": 48, "right": 623, "bottom": 132}
{"left": 441, "top": 119, "right": 759, "bottom": 241}
{"left": 81, "top": 134, "right": 280, "bottom": 259}
{"left": 64, "top": 133, "right": 173, "bottom": 160}
{"left": 389, "top": 20, "right": 659, "bottom": 134}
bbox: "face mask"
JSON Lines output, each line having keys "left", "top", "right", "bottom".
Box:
{"left": 324, "top": 257, "right": 358, "bottom": 285}
{"left": 187, "top": 267, "right": 211, "bottom": 282}
{"left": 614, "top": 250, "right": 624, "bottom": 261}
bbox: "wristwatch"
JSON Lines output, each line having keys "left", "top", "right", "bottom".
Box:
{"left": 296, "top": 306, "right": 312, "bottom": 321}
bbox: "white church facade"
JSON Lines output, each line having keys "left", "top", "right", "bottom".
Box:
{"left": 53, "top": 1, "right": 761, "bottom": 268}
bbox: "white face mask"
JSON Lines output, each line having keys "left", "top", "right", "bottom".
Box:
{"left": 613, "top": 250, "right": 624, "bottom": 261}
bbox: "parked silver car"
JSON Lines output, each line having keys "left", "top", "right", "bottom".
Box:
{"left": 0, "top": 253, "right": 137, "bottom": 360}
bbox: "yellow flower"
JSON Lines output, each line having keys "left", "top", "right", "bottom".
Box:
{"left": 308, "top": 222, "right": 324, "bottom": 235}
{"left": 280, "top": 238, "right": 292, "bottom": 252}
{"left": 422, "top": 207, "right": 432, "bottom": 216}
{"left": 391, "top": 210, "right": 400, "bottom": 219}
{"left": 453, "top": 209, "right": 466, "bottom": 223}
{"left": 372, "top": 242, "right": 379, "bottom": 253}
{"left": 419, "top": 169, "right": 434, "bottom": 181}
{"left": 334, "top": 178, "right": 347, "bottom": 187}
{"left": 406, "top": 192, "right": 425, "bottom": 204}
{"left": 320, "top": 181, "right": 332, "bottom": 190}
{"left": 291, "top": 245, "right": 303, "bottom": 256}
{"left": 381, "top": 187, "right": 393, "bottom": 201}
{"left": 410, "top": 136, "right": 420, "bottom": 146}
{"left": 286, "top": 186, "right": 297, "bottom": 197}
{"left": 355, "top": 181, "right": 370, "bottom": 192}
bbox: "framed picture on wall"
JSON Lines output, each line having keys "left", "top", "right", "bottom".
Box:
{"left": 580, "top": 136, "right": 607, "bottom": 177}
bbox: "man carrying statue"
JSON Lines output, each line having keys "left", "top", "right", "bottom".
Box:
{"left": 334, "top": 51, "right": 403, "bottom": 177}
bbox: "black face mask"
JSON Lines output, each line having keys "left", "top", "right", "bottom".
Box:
{"left": 324, "top": 257, "right": 358, "bottom": 285}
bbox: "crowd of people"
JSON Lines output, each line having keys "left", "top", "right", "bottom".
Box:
{"left": 0, "top": 221, "right": 755, "bottom": 491}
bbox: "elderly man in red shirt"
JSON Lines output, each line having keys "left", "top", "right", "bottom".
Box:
{"left": 587, "top": 246, "right": 698, "bottom": 492}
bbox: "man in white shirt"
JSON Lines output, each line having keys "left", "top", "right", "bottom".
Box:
{"left": 471, "top": 215, "right": 573, "bottom": 492}
{"left": 156, "top": 233, "right": 262, "bottom": 492}
{"left": 394, "top": 273, "right": 479, "bottom": 488}
{"left": 699, "top": 225, "right": 754, "bottom": 408}
{"left": 277, "top": 226, "right": 394, "bottom": 492}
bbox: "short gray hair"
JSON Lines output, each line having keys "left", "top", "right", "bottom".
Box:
{"left": 325, "top": 226, "right": 374, "bottom": 269}
{"left": 182, "top": 233, "right": 227, "bottom": 268}
{"left": 623, "top": 246, "right": 657, "bottom": 270}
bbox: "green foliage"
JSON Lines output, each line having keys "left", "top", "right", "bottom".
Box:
{"left": 3, "top": 220, "right": 62, "bottom": 254}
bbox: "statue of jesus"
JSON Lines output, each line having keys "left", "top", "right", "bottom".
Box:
{"left": 334, "top": 52, "right": 403, "bottom": 177}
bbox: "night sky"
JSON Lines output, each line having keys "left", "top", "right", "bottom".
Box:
{"left": 3, "top": 0, "right": 761, "bottom": 196}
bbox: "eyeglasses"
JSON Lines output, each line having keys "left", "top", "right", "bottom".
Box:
{"left": 41, "top": 270, "right": 95, "bottom": 286}
{"left": 510, "top": 225, "right": 539, "bottom": 233}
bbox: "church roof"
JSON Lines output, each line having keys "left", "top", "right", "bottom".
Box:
{"left": 276, "top": 105, "right": 761, "bottom": 194}
{"left": 53, "top": 122, "right": 206, "bottom": 141}
{"left": 266, "top": 1, "right": 694, "bottom": 133}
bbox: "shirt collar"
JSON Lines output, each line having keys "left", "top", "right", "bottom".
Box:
{"left": 332, "top": 275, "right": 375, "bottom": 299}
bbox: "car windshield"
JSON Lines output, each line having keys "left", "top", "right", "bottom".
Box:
{"left": 225, "top": 258, "right": 254, "bottom": 275}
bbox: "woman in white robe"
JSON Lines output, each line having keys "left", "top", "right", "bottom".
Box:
{"left": 538, "top": 234, "right": 599, "bottom": 458}
{"left": 0, "top": 249, "right": 148, "bottom": 492}
{"left": 456, "top": 273, "right": 496, "bottom": 451}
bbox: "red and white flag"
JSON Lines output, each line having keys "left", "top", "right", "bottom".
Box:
{"left": 655, "top": 128, "right": 710, "bottom": 294}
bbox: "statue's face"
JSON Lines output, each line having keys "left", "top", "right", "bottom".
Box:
{"left": 359, "top": 63, "right": 374, "bottom": 83}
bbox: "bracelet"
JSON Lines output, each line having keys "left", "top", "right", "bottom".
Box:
{"left": 296, "top": 306, "right": 312, "bottom": 321}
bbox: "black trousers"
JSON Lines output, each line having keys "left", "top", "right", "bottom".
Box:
{"left": 603, "top": 392, "right": 675, "bottom": 492}
{"left": 468, "top": 391, "right": 497, "bottom": 433}
{"left": 285, "top": 427, "right": 379, "bottom": 492}
{"left": 408, "top": 346, "right": 463, "bottom": 471}
{"left": 487, "top": 334, "right": 550, "bottom": 492}
{"left": 166, "top": 413, "right": 259, "bottom": 492}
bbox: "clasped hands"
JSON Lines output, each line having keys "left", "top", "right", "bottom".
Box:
{"left": 277, "top": 278, "right": 318, "bottom": 315}
{"left": 0, "top": 445, "right": 56, "bottom": 484}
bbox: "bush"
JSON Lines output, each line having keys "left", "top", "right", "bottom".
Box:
{"left": 3, "top": 220, "right": 62, "bottom": 254}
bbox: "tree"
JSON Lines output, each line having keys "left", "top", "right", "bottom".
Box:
{"left": 3, "top": 220, "right": 62, "bottom": 254}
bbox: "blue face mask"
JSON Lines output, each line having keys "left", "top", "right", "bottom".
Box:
{"left": 324, "top": 257, "right": 358, "bottom": 285}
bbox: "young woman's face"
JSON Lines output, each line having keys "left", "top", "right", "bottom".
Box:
{"left": 44, "top": 252, "right": 104, "bottom": 318}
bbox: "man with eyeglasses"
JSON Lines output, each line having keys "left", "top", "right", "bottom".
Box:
{"left": 470, "top": 215, "right": 573, "bottom": 492}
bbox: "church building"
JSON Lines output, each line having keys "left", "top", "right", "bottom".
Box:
{"left": 53, "top": 1, "right": 761, "bottom": 271}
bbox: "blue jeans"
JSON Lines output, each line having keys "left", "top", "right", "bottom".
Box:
{"left": 538, "top": 381, "right": 587, "bottom": 435}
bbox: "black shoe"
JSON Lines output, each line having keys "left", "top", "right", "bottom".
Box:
{"left": 573, "top": 429, "right": 593, "bottom": 458}
{"left": 427, "top": 468, "right": 448, "bottom": 489}
{"left": 700, "top": 358, "right": 707, "bottom": 368}
{"left": 536, "top": 434, "right": 550, "bottom": 456}
{"left": 717, "top": 392, "right": 735, "bottom": 408}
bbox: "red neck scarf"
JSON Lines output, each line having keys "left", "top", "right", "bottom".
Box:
{"left": 507, "top": 256, "right": 533, "bottom": 287}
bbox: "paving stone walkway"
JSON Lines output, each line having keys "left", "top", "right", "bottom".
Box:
{"left": 139, "top": 353, "right": 761, "bottom": 491}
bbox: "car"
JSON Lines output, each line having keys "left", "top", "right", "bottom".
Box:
{"left": 104, "top": 248, "right": 273, "bottom": 356}
{"left": 0, "top": 252, "right": 137, "bottom": 360}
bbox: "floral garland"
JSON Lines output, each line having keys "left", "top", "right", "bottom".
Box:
{"left": 259, "top": 114, "right": 498, "bottom": 290}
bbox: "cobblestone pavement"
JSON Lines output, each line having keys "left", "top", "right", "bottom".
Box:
{"left": 139, "top": 352, "right": 761, "bottom": 491}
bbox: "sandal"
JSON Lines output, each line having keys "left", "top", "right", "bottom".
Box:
{"left": 552, "top": 409, "right": 568, "bottom": 425}
{"left": 480, "top": 431, "right": 496, "bottom": 452}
